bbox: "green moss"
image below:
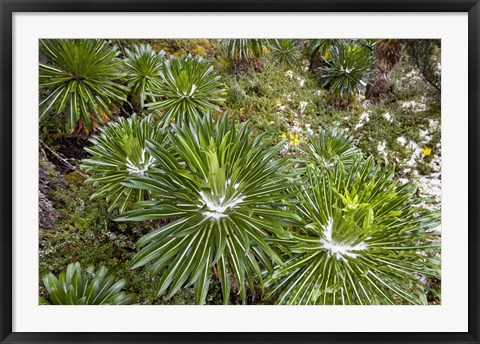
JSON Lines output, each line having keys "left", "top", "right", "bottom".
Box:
{"left": 39, "top": 179, "right": 155, "bottom": 303}
{"left": 39, "top": 158, "right": 60, "bottom": 186}
{"left": 64, "top": 171, "right": 86, "bottom": 186}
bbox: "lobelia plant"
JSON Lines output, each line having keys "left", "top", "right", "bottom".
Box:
{"left": 39, "top": 39, "right": 128, "bottom": 133}
{"left": 146, "top": 55, "right": 225, "bottom": 124}
{"left": 41, "top": 262, "right": 136, "bottom": 305}
{"left": 320, "top": 42, "right": 374, "bottom": 102}
{"left": 301, "top": 127, "right": 363, "bottom": 169}
{"left": 267, "top": 39, "right": 301, "bottom": 69}
{"left": 123, "top": 44, "right": 166, "bottom": 109}
{"left": 306, "top": 39, "right": 339, "bottom": 60}
{"left": 81, "top": 114, "right": 167, "bottom": 213}
{"left": 226, "top": 39, "right": 265, "bottom": 62}
{"left": 224, "top": 39, "right": 266, "bottom": 73}
{"left": 115, "top": 113, "right": 300, "bottom": 304}
{"left": 265, "top": 157, "right": 440, "bottom": 305}
{"left": 305, "top": 39, "right": 341, "bottom": 72}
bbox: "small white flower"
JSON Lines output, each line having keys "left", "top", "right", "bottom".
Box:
{"left": 305, "top": 124, "right": 314, "bottom": 135}
{"left": 419, "top": 129, "right": 431, "bottom": 142}
{"left": 383, "top": 112, "right": 393, "bottom": 122}
{"left": 401, "top": 100, "right": 427, "bottom": 113}
{"left": 299, "top": 101, "right": 308, "bottom": 114}
{"left": 359, "top": 112, "right": 370, "bottom": 122}
{"left": 354, "top": 122, "right": 363, "bottom": 130}
{"left": 429, "top": 119, "right": 440, "bottom": 130}
{"left": 377, "top": 141, "right": 387, "bottom": 158}
{"left": 397, "top": 136, "right": 407, "bottom": 146}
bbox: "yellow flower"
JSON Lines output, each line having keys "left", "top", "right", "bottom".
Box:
{"left": 283, "top": 132, "right": 301, "bottom": 146}
{"left": 422, "top": 147, "right": 432, "bottom": 156}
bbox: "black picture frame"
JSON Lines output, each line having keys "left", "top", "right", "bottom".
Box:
{"left": 1, "top": 1, "right": 479, "bottom": 343}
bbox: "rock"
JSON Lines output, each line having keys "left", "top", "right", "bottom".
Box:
{"left": 39, "top": 191, "right": 58, "bottom": 231}
{"left": 39, "top": 153, "right": 66, "bottom": 230}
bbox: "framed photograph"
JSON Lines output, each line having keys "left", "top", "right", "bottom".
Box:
{"left": 1, "top": 1, "right": 478, "bottom": 343}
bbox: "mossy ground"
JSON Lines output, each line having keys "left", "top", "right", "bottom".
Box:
{"left": 39, "top": 39, "right": 441, "bottom": 305}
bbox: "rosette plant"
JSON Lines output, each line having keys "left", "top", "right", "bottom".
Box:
{"left": 225, "top": 39, "right": 267, "bottom": 73}
{"left": 265, "top": 158, "right": 440, "bottom": 305}
{"left": 124, "top": 44, "right": 166, "bottom": 108}
{"left": 268, "top": 39, "right": 301, "bottom": 69}
{"left": 146, "top": 55, "right": 224, "bottom": 123}
{"left": 81, "top": 114, "right": 167, "bottom": 213}
{"left": 301, "top": 127, "right": 362, "bottom": 169}
{"left": 39, "top": 39, "right": 128, "bottom": 133}
{"left": 41, "top": 262, "right": 136, "bottom": 305}
{"left": 307, "top": 39, "right": 335, "bottom": 57}
{"left": 226, "top": 39, "right": 265, "bottom": 62}
{"left": 320, "top": 42, "right": 374, "bottom": 101}
{"left": 116, "top": 113, "right": 300, "bottom": 304}
{"left": 305, "top": 39, "right": 340, "bottom": 72}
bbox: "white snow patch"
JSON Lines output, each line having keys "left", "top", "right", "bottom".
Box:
{"left": 419, "top": 129, "right": 432, "bottom": 142}
{"left": 297, "top": 77, "right": 306, "bottom": 87}
{"left": 126, "top": 149, "right": 156, "bottom": 175}
{"left": 354, "top": 112, "right": 370, "bottom": 130}
{"left": 429, "top": 119, "right": 440, "bottom": 131}
{"left": 360, "top": 112, "right": 370, "bottom": 122}
{"left": 416, "top": 173, "right": 442, "bottom": 212}
{"left": 405, "top": 140, "right": 423, "bottom": 167}
{"left": 199, "top": 190, "right": 245, "bottom": 219}
{"left": 276, "top": 101, "right": 286, "bottom": 111}
{"left": 320, "top": 218, "right": 368, "bottom": 260}
{"left": 401, "top": 100, "right": 427, "bottom": 113}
